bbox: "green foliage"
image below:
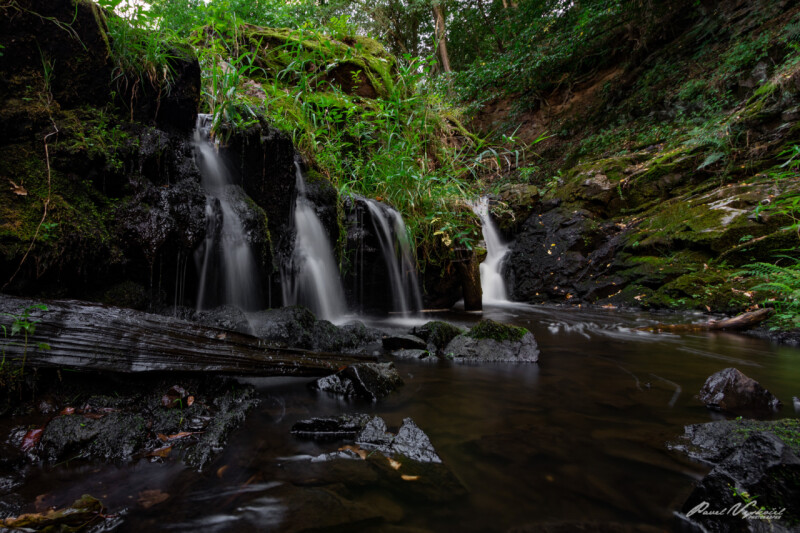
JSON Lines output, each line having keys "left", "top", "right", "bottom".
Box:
{"left": 1, "top": 304, "right": 50, "bottom": 376}
{"left": 97, "top": 0, "right": 180, "bottom": 110}
{"left": 741, "top": 258, "right": 800, "bottom": 330}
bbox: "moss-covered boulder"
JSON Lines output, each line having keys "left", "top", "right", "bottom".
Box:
{"left": 443, "top": 319, "right": 538, "bottom": 363}
{"left": 240, "top": 25, "right": 395, "bottom": 98}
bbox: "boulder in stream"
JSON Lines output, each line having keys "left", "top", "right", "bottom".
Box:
{"left": 410, "top": 320, "right": 465, "bottom": 356}
{"left": 311, "top": 362, "right": 403, "bottom": 401}
{"left": 444, "top": 319, "right": 539, "bottom": 363}
{"left": 671, "top": 418, "right": 800, "bottom": 532}
{"left": 698, "top": 368, "right": 781, "bottom": 414}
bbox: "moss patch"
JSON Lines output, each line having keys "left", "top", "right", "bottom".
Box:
{"left": 467, "top": 319, "right": 528, "bottom": 342}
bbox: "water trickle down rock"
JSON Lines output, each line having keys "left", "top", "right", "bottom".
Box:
{"left": 470, "top": 196, "right": 511, "bottom": 303}
{"left": 193, "top": 115, "right": 264, "bottom": 311}
{"left": 281, "top": 163, "right": 347, "bottom": 321}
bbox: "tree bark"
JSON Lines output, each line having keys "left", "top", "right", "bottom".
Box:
{"left": 640, "top": 308, "right": 774, "bottom": 333}
{"left": 0, "top": 296, "right": 373, "bottom": 376}
{"left": 432, "top": 3, "right": 452, "bottom": 73}
{"left": 454, "top": 252, "right": 482, "bottom": 312}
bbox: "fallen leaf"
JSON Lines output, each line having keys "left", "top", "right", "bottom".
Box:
{"left": 339, "top": 444, "right": 368, "bottom": 460}
{"left": 400, "top": 475, "right": 419, "bottom": 481}
{"left": 82, "top": 413, "right": 105, "bottom": 420}
{"left": 59, "top": 407, "right": 75, "bottom": 416}
{"left": 21, "top": 428, "right": 44, "bottom": 452}
{"left": 147, "top": 445, "right": 172, "bottom": 458}
{"left": 137, "top": 489, "right": 169, "bottom": 509}
{"left": 9, "top": 180, "right": 27, "bottom": 196}
{"left": 387, "top": 458, "right": 402, "bottom": 470}
{"left": 186, "top": 396, "right": 194, "bottom": 406}
{"left": 216, "top": 465, "right": 229, "bottom": 478}
{"left": 157, "top": 431, "right": 197, "bottom": 442}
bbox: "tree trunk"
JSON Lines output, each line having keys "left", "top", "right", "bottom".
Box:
{"left": 454, "top": 252, "right": 482, "bottom": 312}
{"left": 0, "top": 296, "right": 373, "bottom": 376}
{"left": 432, "top": 3, "right": 452, "bottom": 73}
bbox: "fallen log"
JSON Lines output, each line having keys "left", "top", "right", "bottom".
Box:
{"left": 0, "top": 296, "right": 374, "bottom": 376}
{"left": 640, "top": 308, "right": 774, "bottom": 334}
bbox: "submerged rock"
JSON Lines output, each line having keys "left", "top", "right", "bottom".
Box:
{"left": 311, "top": 362, "right": 403, "bottom": 401}
{"left": 291, "top": 414, "right": 373, "bottom": 441}
{"left": 444, "top": 319, "right": 539, "bottom": 363}
{"left": 698, "top": 367, "right": 781, "bottom": 414}
{"left": 382, "top": 334, "right": 427, "bottom": 351}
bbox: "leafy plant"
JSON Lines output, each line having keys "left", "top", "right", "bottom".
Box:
{"left": 741, "top": 258, "right": 800, "bottom": 330}
{"left": 1, "top": 304, "right": 51, "bottom": 374}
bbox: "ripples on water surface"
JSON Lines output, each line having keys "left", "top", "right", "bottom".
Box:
{"left": 17, "top": 304, "right": 800, "bottom": 531}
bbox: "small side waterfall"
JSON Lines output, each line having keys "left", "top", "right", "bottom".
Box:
{"left": 281, "top": 163, "right": 347, "bottom": 321}
{"left": 471, "top": 196, "right": 510, "bottom": 303}
{"left": 193, "top": 115, "right": 262, "bottom": 311}
{"left": 364, "top": 199, "right": 423, "bottom": 316}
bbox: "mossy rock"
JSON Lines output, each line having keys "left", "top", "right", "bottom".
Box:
{"left": 467, "top": 319, "right": 527, "bottom": 342}
{"left": 411, "top": 320, "right": 464, "bottom": 351}
{"left": 240, "top": 25, "right": 395, "bottom": 98}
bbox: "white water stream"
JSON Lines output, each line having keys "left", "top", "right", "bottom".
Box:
{"left": 471, "top": 196, "right": 510, "bottom": 303}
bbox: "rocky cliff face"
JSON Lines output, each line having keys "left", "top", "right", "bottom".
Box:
{"left": 480, "top": 0, "right": 800, "bottom": 313}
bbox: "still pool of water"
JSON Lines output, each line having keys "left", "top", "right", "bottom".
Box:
{"left": 13, "top": 304, "right": 800, "bottom": 531}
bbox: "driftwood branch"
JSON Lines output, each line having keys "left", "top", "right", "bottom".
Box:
{"left": 0, "top": 296, "right": 373, "bottom": 376}
{"left": 640, "top": 308, "right": 774, "bottom": 334}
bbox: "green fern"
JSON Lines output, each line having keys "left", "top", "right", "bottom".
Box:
{"left": 742, "top": 257, "right": 800, "bottom": 330}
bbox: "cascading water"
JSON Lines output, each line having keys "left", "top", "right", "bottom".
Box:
{"left": 281, "top": 163, "right": 347, "bottom": 321}
{"left": 193, "top": 115, "right": 262, "bottom": 311}
{"left": 364, "top": 199, "right": 423, "bottom": 316}
{"left": 471, "top": 196, "right": 510, "bottom": 303}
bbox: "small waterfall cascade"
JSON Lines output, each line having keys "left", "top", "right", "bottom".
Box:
{"left": 281, "top": 163, "right": 347, "bottom": 321}
{"left": 193, "top": 114, "right": 262, "bottom": 311}
{"left": 364, "top": 199, "right": 423, "bottom": 316}
{"left": 470, "top": 196, "right": 510, "bottom": 303}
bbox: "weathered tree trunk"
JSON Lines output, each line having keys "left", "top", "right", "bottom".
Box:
{"left": 432, "top": 3, "right": 452, "bottom": 73}
{"left": 0, "top": 296, "right": 372, "bottom": 376}
{"left": 454, "top": 252, "right": 482, "bottom": 312}
{"left": 640, "top": 308, "right": 774, "bottom": 333}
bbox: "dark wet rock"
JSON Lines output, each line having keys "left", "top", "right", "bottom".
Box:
{"left": 265, "top": 483, "right": 385, "bottom": 532}
{"left": 291, "top": 413, "right": 373, "bottom": 441}
{"left": 357, "top": 416, "right": 395, "bottom": 447}
{"left": 249, "top": 306, "right": 383, "bottom": 353}
{"left": 312, "top": 362, "right": 403, "bottom": 401}
{"left": 669, "top": 418, "right": 800, "bottom": 465}
{"left": 354, "top": 416, "right": 442, "bottom": 464}
{"left": 382, "top": 334, "right": 427, "bottom": 351}
{"left": 678, "top": 432, "right": 800, "bottom": 532}
{"left": 219, "top": 184, "right": 273, "bottom": 273}
{"left": 391, "top": 349, "right": 431, "bottom": 360}
{"left": 192, "top": 305, "right": 252, "bottom": 334}
{"left": 507, "top": 207, "right": 626, "bottom": 305}
{"left": 10, "top": 374, "right": 256, "bottom": 471}
{"left": 40, "top": 411, "right": 148, "bottom": 461}
{"left": 444, "top": 320, "right": 539, "bottom": 363}
{"left": 410, "top": 321, "right": 464, "bottom": 355}
{"left": 699, "top": 367, "right": 781, "bottom": 414}
{"left": 390, "top": 419, "right": 442, "bottom": 464}
{"left": 495, "top": 184, "right": 540, "bottom": 234}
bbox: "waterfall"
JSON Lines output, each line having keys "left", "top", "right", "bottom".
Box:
{"left": 471, "top": 196, "right": 510, "bottom": 303}
{"left": 364, "top": 199, "right": 423, "bottom": 316}
{"left": 193, "top": 115, "right": 262, "bottom": 311}
{"left": 281, "top": 163, "right": 347, "bottom": 321}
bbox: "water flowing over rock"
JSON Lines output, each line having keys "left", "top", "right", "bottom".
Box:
{"left": 193, "top": 115, "right": 265, "bottom": 311}
{"left": 342, "top": 196, "right": 422, "bottom": 314}
{"left": 281, "top": 163, "right": 347, "bottom": 321}
{"left": 470, "top": 196, "right": 511, "bottom": 303}
{"left": 699, "top": 368, "right": 781, "bottom": 414}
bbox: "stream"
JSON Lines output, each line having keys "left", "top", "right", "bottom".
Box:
{"left": 8, "top": 303, "right": 800, "bottom": 532}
